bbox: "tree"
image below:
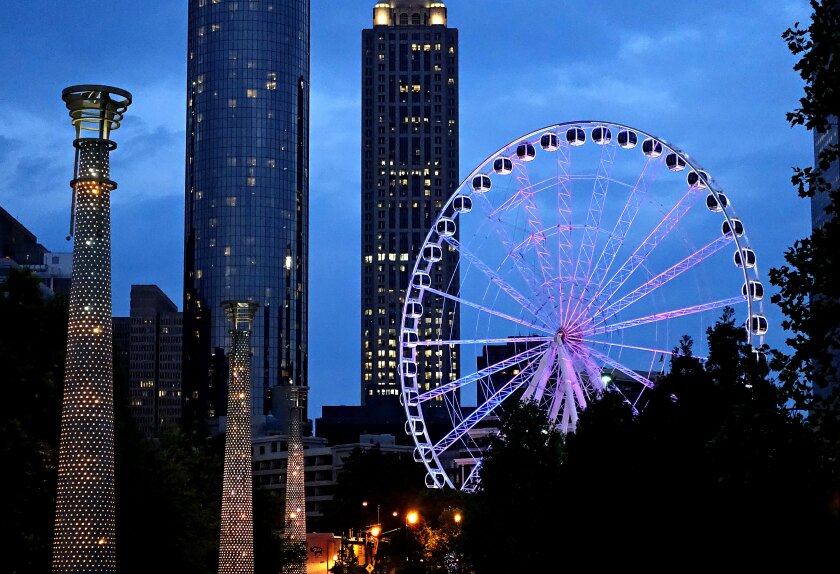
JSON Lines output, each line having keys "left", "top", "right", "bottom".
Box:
{"left": 769, "top": 0, "right": 840, "bottom": 541}
{"left": 0, "top": 269, "right": 67, "bottom": 573}
{"left": 771, "top": 0, "right": 840, "bottom": 410}
{"left": 462, "top": 400, "right": 565, "bottom": 573}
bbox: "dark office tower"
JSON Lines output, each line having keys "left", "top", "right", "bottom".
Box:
{"left": 361, "top": 1, "right": 460, "bottom": 406}
{"left": 53, "top": 85, "right": 131, "bottom": 574}
{"left": 184, "top": 0, "right": 310, "bottom": 430}
{"left": 812, "top": 119, "right": 839, "bottom": 229}
{"left": 129, "top": 285, "right": 183, "bottom": 438}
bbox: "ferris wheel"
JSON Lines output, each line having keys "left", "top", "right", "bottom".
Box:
{"left": 399, "top": 121, "right": 766, "bottom": 491}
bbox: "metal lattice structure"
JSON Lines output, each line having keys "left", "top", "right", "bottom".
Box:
{"left": 218, "top": 301, "right": 259, "bottom": 574}
{"left": 399, "top": 121, "right": 767, "bottom": 491}
{"left": 53, "top": 85, "right": 131, "bottom": 573}
{"left": 284, "top": 385, "right": 308, "bottom": 574}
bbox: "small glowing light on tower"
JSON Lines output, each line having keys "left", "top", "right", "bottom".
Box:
{"left": 429, "top": 2, "right": 447, "bottom": 25}
{"left": 601, "top": 374, "right": 613, "bottom": 386}
{"left": 374, "top": 2, "right": 391, "bottom": 26}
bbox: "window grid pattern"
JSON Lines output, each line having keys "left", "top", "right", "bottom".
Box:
{"left": 184, "top": 0, "right": 310, "bottom": 423}
{"left": 361, "top": 3, "right": 460, "bottom": 406}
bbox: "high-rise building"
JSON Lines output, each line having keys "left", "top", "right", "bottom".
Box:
{"left": 812, "top": 119, "right": 839, "bottom": 229}
{"left": 127, "top": 285, "right": 183, "bottom": 438}
{"left": 361, "top": 1, "right": 460, "bottom": 406}
{"left": 183, "top": 0, "right": 310, "bottom": 429}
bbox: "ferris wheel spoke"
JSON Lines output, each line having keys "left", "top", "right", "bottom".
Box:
{"left": 433, "top": 356, "right": 541, "bottom": 456}
{"left": 475, "top": 193, "right": 553, "bottom": 313}
{"left": 566, "top": 157, "right": 657, "bottom": 326}
{"left": 581, "top": 338, "right": 691, "bottom": 359}
{"left": 424, "top": 286, "right": 555, "bottom": 335}
{"left": 487, "top": 175, "right": 556, "bottom": 218}
{"left": 585, "top": 234, "right": 734, "bottom": 329}
{"left": 511, "top": 159, "right": 564, "bottom": 318}
{"left": 553, "top": 142, "right": 574, "bottom": 326}
{"left": 570, "top": 182, "right": 705, "bottom": 328}
{"left": 416, "top": 342, "right": 549, "bottom": 403}
{"left": 461, "top": 459, "right": 483, "bottom": 493}
{"left": 565, "top": 141, "right": 616, "bottom": 323}
{"left": 583, "top": 296, "right": 746, "bottom": 337}
{"left": 586, "top": 348, "right": 656, "bottom": 389}
{"left": 444, "top": 236, "right": 555, "bottom": 329}
{"left": 415, "top": 336, "right": 553, "bottom": 347}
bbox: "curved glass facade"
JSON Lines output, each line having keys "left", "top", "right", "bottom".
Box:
{"left": 184, "top": 0, "right": 309, "bottom": 424}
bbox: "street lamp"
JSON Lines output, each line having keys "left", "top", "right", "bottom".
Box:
{"left": 406, "top": 510, "right": 419, "bottom": 526}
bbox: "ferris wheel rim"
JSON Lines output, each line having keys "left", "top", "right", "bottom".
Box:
{"left": 399, "top": 120, "right": 765, "bottom": 491}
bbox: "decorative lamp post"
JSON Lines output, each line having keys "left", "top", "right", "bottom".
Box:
{"left": 218, "top": 301, "right": 260, "bottom": 574}
{"left": 52, "top": 85, "right": 131, "bottom": 574}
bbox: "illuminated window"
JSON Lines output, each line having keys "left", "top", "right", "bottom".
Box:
{"left": 247, "top": 89, "right": 257, "bottom": 98}
{"left": 228, "top": 99, "right": 237, "bottom": 108}
{"left": 224, "top": 247, "right": 231, "bottom": 256}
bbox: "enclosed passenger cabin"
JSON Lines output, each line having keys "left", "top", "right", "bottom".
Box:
{"left": 642, "top": 138, "right": 663, "bottom": 157}
{"left": 733, "top": 248, "right": 756, "bottom": 268}
{"left": 666, "top": 153, "right": 686, "bottom": 172}
{"left": 472, "top": 174, "right": 492, "bottom": 193}
{"left": 706, "top": 192, "right": 729, "bottom": 212}
{"left": 540, "top": 133, "right": 559, "bottom": 151}
{"left": 405, "top": 416, "right": 426, "bottom": 436}
{"left": 412, "top": 271, "right": 431, "bottom": 289}
{"left": 413, "top": 445, "right": 434, "bottom": 463}
{"left": 687, "top": 170, "right": 710, "bottom": 189}
{"left": 436, "top": 217, "right": 456, "bottom": 237}
{"left": 453, "top": 194, "right": 472, "bottom": 213}
{"left": 617, "top": 130, "right": 638, "bottom": 148}
{"left": 406, "top": 300, "right": 423, "bottom": 318}
{"left": 566, "top": 127, "right": 586, "bottom": 146}
{"left": 402, "top": 328, "right": 419, "bottom": 347}
{"left": 400, "top": 360, "right": 418, "bottom": 378}
{"left": 592, "top": 126, "right": 612, "bottom": 145}
{"left": 516, "top": 142, "right": 536, "bottom": 161}
{"left": 722, "top": 218, "right": 744, "bottom": 237}
{"left": 749, "top": 315, "right": 768, "bottom": 336}
{"left": 493, "top": 157, "right": 513, "bottom": 175}
{"left": 742, "top": 280, "right": 764, "bottom": 300}
{"left": 423, "top": 243, "right": 442, "bottom": 262}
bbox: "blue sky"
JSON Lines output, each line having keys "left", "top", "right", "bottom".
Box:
{"left": 0, "top": 1, "right": 813, "bottom": 417}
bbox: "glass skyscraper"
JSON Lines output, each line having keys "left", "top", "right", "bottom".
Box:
{"left": 184, "top": 0, "right": 309, "bottom": 426}
{"left": 361, "top": 1, "right": 460, "bottom": 406}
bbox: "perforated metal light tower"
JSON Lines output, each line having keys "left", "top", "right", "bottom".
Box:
{"left": 284, "top": 385, "right": 308, "bottom": 574}
{"left": 53, "top": 85, "right": 131, "bottom": 574}
{"left": 218, "top": 301, "right": 259, "bottom": 574}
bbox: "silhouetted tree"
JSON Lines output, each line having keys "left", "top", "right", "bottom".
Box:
{"left": 0, "top": 269, "right": 66, "bottom": 573}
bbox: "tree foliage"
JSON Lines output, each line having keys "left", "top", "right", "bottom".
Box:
{"left": 771, "top": 0, "right": 840, "bottom": 408}
{"left": 0, "top": 269, "right": 66, "bottom": 573}
{"left": 462, "top": 310, "right": 838, "bottom": 567}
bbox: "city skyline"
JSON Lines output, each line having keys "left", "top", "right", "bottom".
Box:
{"left": 0, "top": 0, "right": 815, "bottom": 419}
